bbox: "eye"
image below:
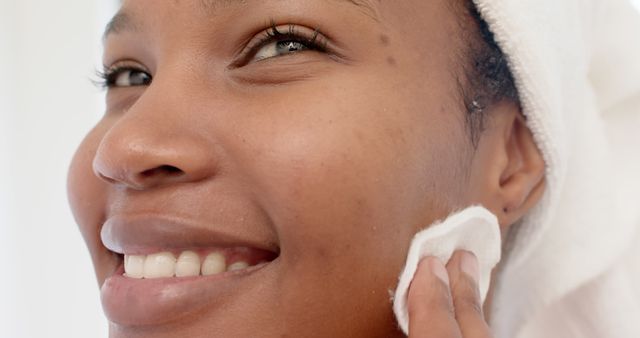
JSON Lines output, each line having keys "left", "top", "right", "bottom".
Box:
{"left": 244, "top": 24, "right": 328, "bottom": 63}
{"left": 99, "top": 64, "right": 152, "bottom": 88}
{"left": 112, "top": 68, "right": 152, "bottom": 87}
{"left": 254, "top": 40, "right": 311, "bottom": 61}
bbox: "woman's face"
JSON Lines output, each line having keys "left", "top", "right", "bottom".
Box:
{"left": 68, "top": 0, "right": 494, "bottom": 336}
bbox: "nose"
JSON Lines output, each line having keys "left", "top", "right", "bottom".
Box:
{"left": 93, "top": 115, "right": 217, "bottom": 190}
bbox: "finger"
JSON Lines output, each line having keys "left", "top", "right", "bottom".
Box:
{"left": 407, "top": 257, "right": 462, "bottom": 338}
{"left": 446, "top": 251, "right": 493, "bottom": 338}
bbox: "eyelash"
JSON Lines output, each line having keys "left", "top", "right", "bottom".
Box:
{"left": 94, "top": 66, "right": 148, "bottom": 89}
{"left": 247, "top": 22, "right": 327, "bottom": 58}
{"left": 94, "top": 22, "right": 329, "bottom": 89}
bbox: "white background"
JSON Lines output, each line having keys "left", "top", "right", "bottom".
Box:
{"left": 0, "top": 1, "right": 639, "bottom": 338}
{"left": 0, "top": 1, "right": 116, "bottom": 337}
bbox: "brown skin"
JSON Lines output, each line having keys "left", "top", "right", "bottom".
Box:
{"left": 67, "top": 0, "right": 545, "bottom": 337}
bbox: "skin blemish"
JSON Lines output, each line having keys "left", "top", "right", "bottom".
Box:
{"left": 386, "top": 56, "right": 396, "bottom": 66}
{"left": 379, "top": 34, "right": 390, "bottom": 46}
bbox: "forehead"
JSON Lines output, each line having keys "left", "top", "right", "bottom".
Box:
{"left": 106, "top": 0, "right": 459, "bottom": 39}
{"left": 107, "top": 0, "right": 370, "bottom": 37}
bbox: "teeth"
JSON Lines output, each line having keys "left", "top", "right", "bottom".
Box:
{"left": 143, "top": 252, "right": 176, "bottom": 279}
{"left": 123, "top": 250, "right": 257, "bottom": 279}
{"left": 175, "top": 251, "right": 201, "bottom": 277}
{"left": 227, "top": 261, "right": 250, "bottom": 271}
{"left": 202, "top": 252, "right": 227, "bottom": 276}
{"left": 124, "top": 255, "right": 145, "bottom": 279}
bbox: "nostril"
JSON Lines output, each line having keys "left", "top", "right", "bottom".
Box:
{"left": 140, "top": 165, "right": 185, "bottom": 179}
{"left": 97, "top": 172, "right": 118, "bottom": 185}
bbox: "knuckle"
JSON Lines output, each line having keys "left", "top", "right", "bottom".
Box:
{"left": 452, "top": 276, "right": 483, "bottom": 315}
{"left": 407, "top": 279, "right": 455, "bottom": 316}
{"left": 459, "top": 293, "right": 483, "bottom": 315}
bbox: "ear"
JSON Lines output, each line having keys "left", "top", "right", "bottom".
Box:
{"left": 467, "top": 102, "right": 546, "bottom": 231}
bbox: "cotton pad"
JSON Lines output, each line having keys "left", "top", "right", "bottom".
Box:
{"left": 392, "top": 206, "right": 502, "bottom": 335}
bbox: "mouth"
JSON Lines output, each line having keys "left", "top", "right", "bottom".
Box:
{"left": 121, "top": 247, "right": 277, "bottom": 279}
{"left": 99, "top": 214, "right": 280, "bottom": 327}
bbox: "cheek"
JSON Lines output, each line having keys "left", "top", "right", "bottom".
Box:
{"left": 240, "top": 75, "right": 468, "bottom": 254}
{"left": 226, "top": 78, "right": 467, "bottom": 331}
{"left": 267, "top": 108, "right": 462, "bottom": 262}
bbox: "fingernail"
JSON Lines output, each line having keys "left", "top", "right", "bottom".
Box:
{"left": 429, "top": 257, "right": 449, "bottom": 285}
{"left": 461, "top": 251, "right": 480, "bottom": 284}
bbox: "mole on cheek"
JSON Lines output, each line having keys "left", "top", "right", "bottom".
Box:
{"left": 379, "top": 34, "right": 396, "bottom": 65}
{"left": 379, "top": 34, "right": 390, "bottom": 46}
{"left": 386, "top": 56, "right": 397, "bottom": 66}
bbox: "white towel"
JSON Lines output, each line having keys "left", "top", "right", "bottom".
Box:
{"left": 392, "top": 206, "right": 502, "bottom": 335}
{"left": 469, "top": 0, "right": 640, "bottom": 337}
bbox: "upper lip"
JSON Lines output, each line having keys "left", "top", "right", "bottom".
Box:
{"left": 101, "top": 213, "right": 280, "bottom": 256}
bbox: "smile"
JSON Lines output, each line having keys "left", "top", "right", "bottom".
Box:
{"left": 98, "top": 214, "right": 279, "bottom": 326}
{"left": 123, "top": 247, "right": 275, "bottom": 279}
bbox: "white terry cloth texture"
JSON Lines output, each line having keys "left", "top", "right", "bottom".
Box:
{"left": 468, "top": 0, "right": 640, "bottom": 337}
{"left": 392, "top": 206, "right": 502, "bottom": 335}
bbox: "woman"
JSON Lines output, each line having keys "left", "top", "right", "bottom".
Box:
{"left": 67, "top": 0, "right": 640, "bottom": 337}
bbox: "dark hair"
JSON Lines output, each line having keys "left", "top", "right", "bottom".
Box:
{"left": 455, "top": 1, "right": 520, "bottom": 146}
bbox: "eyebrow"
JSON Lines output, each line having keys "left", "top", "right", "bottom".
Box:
{"left": 103, "top": 0, "right": 378, "bottom": 39}
{"left": 102, "top": 11, "right": 134, "bottom": 40}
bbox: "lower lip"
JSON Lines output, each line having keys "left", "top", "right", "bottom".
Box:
{"left": 100, "top": 259, "right": 274, "bottom": 326}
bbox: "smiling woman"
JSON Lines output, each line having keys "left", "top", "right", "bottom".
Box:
{"left": 65, "top": 0, "right": 640, "bottom": 337}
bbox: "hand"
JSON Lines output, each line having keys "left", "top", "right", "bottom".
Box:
{"left": 407, "top": 251, "right": 493, "bottom": 338}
